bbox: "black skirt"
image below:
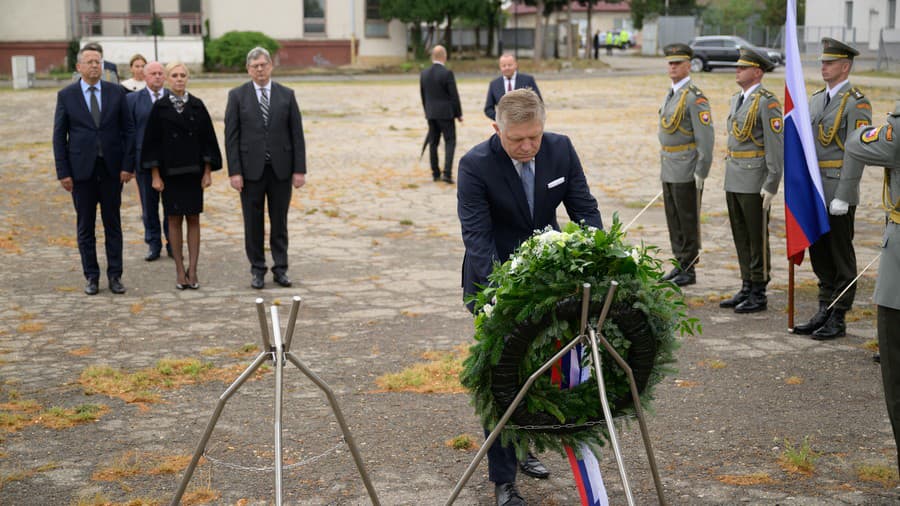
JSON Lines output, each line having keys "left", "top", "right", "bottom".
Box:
{"left": 162, "top": 172, "right": 204, "bottom": 216}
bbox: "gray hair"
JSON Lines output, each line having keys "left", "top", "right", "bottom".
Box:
{"left": 495, "top": 89, "right": 545, "bottom": 132}
{"left": 246, "top": 46, "right": 272, "bottom": 66}
{"left": 78, "top": 46, "right": 102, "bottom": 62}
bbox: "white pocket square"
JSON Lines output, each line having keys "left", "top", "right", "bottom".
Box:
{"left": 547, "top": 177, "right": 565, "bottom": 188}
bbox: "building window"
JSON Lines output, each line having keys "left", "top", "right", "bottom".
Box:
{"left": 179, "top": 0, "right": 202, "bottom": 35}
{"left": 889, "top": 0, "right": 897, "bottom": 29}
{"left": 845, "top": 1, "right": 853, "bottom": 28}
{"left": 365, "top": 0, "right": 388, "bottom": 38}
{"left": 80, "top": 0, "right": 101, "bottom": 35}
{"left": 130, "top": 0, "right": 151, "bottom": 35}
{"left": 304, "top": 0, "right": 326, "bottom": 35}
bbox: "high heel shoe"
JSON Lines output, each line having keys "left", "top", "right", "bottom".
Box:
{"left": 175, "top": 282, "right": 187, "bottom": 290}
{"left": 187, "top": 268, "right": 199, "bottom": 290}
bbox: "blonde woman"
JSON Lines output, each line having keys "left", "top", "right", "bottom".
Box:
{"left": 141, "top": 62, "right": 221, "bottom": 289}
{"left": 120, "top": 54, "right": 147, "bottom": 91}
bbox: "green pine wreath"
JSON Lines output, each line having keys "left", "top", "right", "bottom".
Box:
{"left": 460, "top": 218, "right": 698, "bottom": 459}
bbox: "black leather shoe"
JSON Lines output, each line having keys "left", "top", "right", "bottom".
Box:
{"left": 734, "top": 282, "right": 767, "bottom": 313}
{"left": 251, "top": 273, "right": 265, "bottom": 290}
{"left": 441, "top": 175, "right": 454, "bottom": 184}
{"left": 812, "top": 309, "right": 846, "bottom": 340}
{"left": 793, "top": 302, "right": 830, "bottom": 335}
{"left": 273, "top": 273, "right": 292, "bottom": 287}
{"left": 873, "top": 353, "right": 881, "bottom": 363}
{"left": 109, "top": 278, "right": 126, "bottom": 294}
{"left": 495, "top": 482, "right": 525, "bottom": 506}
{"left": 661, "top": 267, "right": 681, "bottom": 281}
{"left": 519, "top": 452, "right": 549, "bottom": 479}
{"left": 84, "top": 279, "right": 99, "bottom": 295}
{"left": 672, "top": 269, "right": 696, "bottom": 287}
{"left": 433, "top": 173, "right": 441, "bottom": 182}
{"left": 145, "top": 248, "right": 161, "bottom": 261}
{"left": 720, "top": 280, "right": 751, "bottom": 308}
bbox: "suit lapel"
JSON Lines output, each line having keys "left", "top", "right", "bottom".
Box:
{"left": 532, "top": 142, "right": 551, "bottom": 222}
{"left": 492, "top": 136, "right": 533, "bottom": 225}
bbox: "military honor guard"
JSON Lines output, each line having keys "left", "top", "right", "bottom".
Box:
{"left": 657, "top": 43, "right": 715, "bottom": 286}
{"left": 792, "top": 38, "right": 872, "bottom": 339}
{"left": 719, "top": 47, "right": 784, "bottom": 313}
{"left": 842, "top": 101, "right": 900, "bottom": 476}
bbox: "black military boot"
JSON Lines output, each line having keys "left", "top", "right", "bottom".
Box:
{"left": 792, "top": 301, "right": 831, "bottom": 335}
{"left": 661, "top": 267, "right": 681, "bottom": 282}
{"left": 735, "top": 282, "right": 768, "bottom": 313}
{"left": 719, "top": 280, "right": 751, "bottom": 308}
{"left": 672, "top": 267, "right": 696, "bottom": 287}
{"left": 812, "top": 309, "right": 846, "bottom": 340}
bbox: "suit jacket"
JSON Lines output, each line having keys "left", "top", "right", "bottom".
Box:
{"left": 457, "top": 132, "right": 603, "bottom": 302}
{"left": 141, "top": 93, "right": 222, "bottom": 176}
{"left": 420, "top": 62, "right": 462, "bottom": 120}
{"left": 126, "top": 87, "right": 168, "bottom": 173}
{"left": 484, "top": 72, "right": 542, "bottom": 120}
{"left": 225, "top": 81, "right": 306, "bottom": 181}
{"left": 657, "top": 79, "right": 715, "bottom": 183}
{"left": 810, "top": 82, "right": 872, "bottom": 204}
{"left": 724, "top": 85, "right": 783, "bottom": 195}
{"left": 53, "top": 79, "right": 134, "bottom": 182}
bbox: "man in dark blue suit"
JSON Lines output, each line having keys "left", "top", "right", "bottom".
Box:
{"left": 126, "top": 60, "right": 170, "bottom": 261}
{"left": 420, "top": 45, "right": 463, "bottom": 183}
{"left": 483, "top": 54, "right": 542, "bottom": 121}
{"left": 53, "top": 46, "right": 134, "bottom": 295}
{"left": 458, "top": 89, "right": 603, "bottom": 506}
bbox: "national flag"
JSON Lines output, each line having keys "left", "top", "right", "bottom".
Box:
{"left": 783, "top": 0, "right": 830, "bottom": 264}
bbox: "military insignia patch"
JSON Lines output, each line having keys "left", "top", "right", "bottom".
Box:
{"left": 699, "top": 111, "right": 711, "bottom": 125}
{"left": 770, "top": 117, "right": 783, "bottom": 133}
{"left": 855, "top": 119, "right": 869, "bottom": 129}
{"left": 696, "top": 97, "right": 708, "bottom": 105}
{"left": 857, "top": 103, "right": 871, "bottom": 110}
{"left": 887, "top": 126, "right": 894, "bottom": 142}
{"left": 860, "top": 126, "right": 881, "bottom": 144}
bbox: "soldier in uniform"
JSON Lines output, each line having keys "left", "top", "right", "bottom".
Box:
{"left": 657, "top": 43, "right": 715, "bottom": 286}
{"left": 842, "top": 101, "right": 900, "bottom": 476}
{"left": 720, "top": 47, "right": 783, "bottom": 313}
{"left": 793, "top": 38, "right": 872, "bottom": 339}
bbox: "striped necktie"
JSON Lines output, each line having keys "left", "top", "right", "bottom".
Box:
{"left": 260, "top": 88, "right": 270, "bottom": 127}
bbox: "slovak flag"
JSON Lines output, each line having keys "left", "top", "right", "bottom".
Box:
{"left": 783, "top": 0, "right": 830, "bottom": 264}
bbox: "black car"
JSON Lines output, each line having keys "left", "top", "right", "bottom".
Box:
{"left": 688, "top": 35, "right": 784, "bottom": 72}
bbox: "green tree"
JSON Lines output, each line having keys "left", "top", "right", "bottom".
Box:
{"left": 380, "top": 0, "right": 442, "bottom": 59}
{"left": 458, "top": 0, "right": 503, "bottom": 56}
{"left": 205, "top": 31, "right": 280, "bottom": 71}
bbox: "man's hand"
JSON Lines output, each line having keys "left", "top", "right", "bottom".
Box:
{"left": 120, "top": 171, "right": 133, "bottom": 184}
{"left": 457, "top": 116, "right": 464, "bottom": 123}
{"left": 829, "top": 198, "right": 850, "bottom": 216}
{"left": 201, "top": 168, "right": 212, "bottom": 189}
{"left": 694, "top": 174, "right": 705, "bottom": 190}
{"left": 293, "top": 173, "right": 306, "bottom": 189}
{"left": 760, "top": 189, "right": 775, "bottom": 211}
{"left": 230, "top": 175, "right": 243, "bottom": 192}
{"left": 59, "top": 177, "right": 73, "bottom": 193}
{"left": 152, "top": 175, "right": 164, "bottom": 192}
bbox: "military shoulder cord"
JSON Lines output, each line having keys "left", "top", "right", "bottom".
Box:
{"left": 883, "top": 169, "right": 900, "bottom": 223}
{"left": 659, "top": 89, "right": 691, "bottom": 135}
{"left": 730, "top": 93, "right": 764, "bottom": 147}
{"left": 817, "top": 92, "right": 851, "bottom": 150}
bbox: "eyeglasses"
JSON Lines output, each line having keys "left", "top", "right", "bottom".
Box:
{"left": 249, "top": 62, "right": 270, "bottom": 70}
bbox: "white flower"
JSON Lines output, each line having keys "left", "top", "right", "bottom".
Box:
{"left": 483, "top": 304, "right": 493, "bottom": 317}
{"left": 629, "top": 248, "right": 641, "bottom": 263}
{"left": 538, "top": 230, "right": 563, "bottom": 244}
{"left": 510, "top": 256, "right": 521, "bottom": 273}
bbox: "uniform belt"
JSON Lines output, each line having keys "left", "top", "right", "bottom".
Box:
{"left": 661, "top": 142, "right": 696, "bottom": 153}
{"left": 818, "top": 160, "right": 843, "bottom": 168}
{"left": 728, "top": 149, "right": 766, "bottom": 159}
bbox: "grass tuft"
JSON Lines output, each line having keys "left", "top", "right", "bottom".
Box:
{"left": 446, "top": 434, "right": 477, "bottom": 451}
{"left": 375, "top": 345, "right": 468, "bottom": 393}
{"left": 778, "top": 436, "right": 820, "bottom": 475}
{"left": 856, "top": 463, "right": 899, "bottom": 488}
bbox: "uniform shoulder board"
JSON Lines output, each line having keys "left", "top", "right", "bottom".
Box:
{"left": 812, "top": 88, "right": 826, "bottom": 96}
{"left": 688, "top": 83, "right": 705, "bottom": 97}
{"left": 758, "top": 88, "right": 774, "bottom": 99}
{"left": 849, "top": 87, "right": 865, "bottom": 100}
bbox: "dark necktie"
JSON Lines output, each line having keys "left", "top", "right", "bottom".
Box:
{"left": 665, "top": 88, "right": 674, "bottom": 105}
{"left": 260, "top": 88, "right": 270, "bottom": 127}
{"left": 825, "top": 92, "right": 831, "bottom": 107}
{"left": 736, "top": 93, "right": 745, "bottom": 111}
{"left": 152, "top": 90, "right": 159, "bottom": 103}
{"left": 520, "top": 160, "right": 534, "bottom": 217}
{"left": 507, "top": 79, "right": 512, "bottom": 92}
{"left": 89, "top": 86, "right": 100, "bottom": 127}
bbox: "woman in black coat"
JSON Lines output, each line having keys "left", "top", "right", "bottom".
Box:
{"left": 141, "top": 61, "right": 221, "bottom": 290}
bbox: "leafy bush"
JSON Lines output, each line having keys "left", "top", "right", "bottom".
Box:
{"left": 205, "top": 31, "right": 280, "bottom": 71}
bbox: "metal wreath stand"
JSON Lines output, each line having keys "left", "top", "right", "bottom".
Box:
{"left": 170, "top": 296, "right": 381, "bottom": 506}
{"left": 446, "top": 281, "right": 667, "bottom": 506}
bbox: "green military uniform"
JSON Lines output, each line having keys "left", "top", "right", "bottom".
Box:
{"left": 723, "top": 48, "right": 783, "bottom": 313}
{"left": 658, "top": 43, "right": 715, "bottom": 286}
{"left": 795, "top": 38, "right": 873, "bottom": 339}
{"left": 843, "top": 104, "right": 900, "bottom": 474}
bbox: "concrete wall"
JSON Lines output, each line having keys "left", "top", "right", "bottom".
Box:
{"left": 207, "top": 0, "right": 302, "bottom": 39}
{"left": 805, "top": 0, "right": 899, "bottom": 50}
{"left": 0, "top": 0, "right": 70, "bottom": 41}
{"left": 82, "top": 36, "right": 204, "bottom": 70}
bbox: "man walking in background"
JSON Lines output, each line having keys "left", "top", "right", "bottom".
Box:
{"left": 225, "top": 46, "right": 306, "bottom": 290}
{"left": 792, "top": 38, "right": 872, "bottom": 340}
{"left": 420, "top": 45, "right": 463, "bottom": 184}
{"left": 484, "top": 53, "right": 541, "bottom": 121}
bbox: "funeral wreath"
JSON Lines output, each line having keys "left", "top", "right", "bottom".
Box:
{"left": 460, "top": 219, "right": 698, "bottom": 459}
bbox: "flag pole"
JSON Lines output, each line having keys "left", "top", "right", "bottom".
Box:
{"left": 788, "top": 260, "right": 795, "bottom": 331}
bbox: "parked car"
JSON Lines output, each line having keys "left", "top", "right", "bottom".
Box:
{"left": 688, "top": 35, "right": 784, "bottom": 72}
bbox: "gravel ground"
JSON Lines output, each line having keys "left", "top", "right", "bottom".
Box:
{"left": 1, "top": 57, "right": 899, "bottom": 505}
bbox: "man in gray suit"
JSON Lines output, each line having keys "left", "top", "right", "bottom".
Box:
{"left": 721, "top": 48, "right": 783, "bottom": 313}
{"left": 792, "top": 38, "right": 872, "bottom": 340}
{"left": 657, "top": 43, "right": 715, "bottom": 287}
{"left": 843, "top": 101, "right": 900, "bottom": 476}
{"left": 225, "top": 47, "right": 306, "bottom": 289}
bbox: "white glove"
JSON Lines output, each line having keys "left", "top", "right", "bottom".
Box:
{"left": 694, "top": 174, "right": 705, "bottom": 190}
{"left": 760, "top": 189, "right": 775, "bottom": 211}
{"left": 829, "top": 198, "right": 849, "bottom": 216}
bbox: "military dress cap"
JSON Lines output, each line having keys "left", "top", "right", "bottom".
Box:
{"left": 664, "top": 43, "right": 693, "bottom": 62}
{"left": 820, "top": 37, "right": 859, "bottom": 61}
{"left": 736, "top": 47, "right": 775, "bottom": 72}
